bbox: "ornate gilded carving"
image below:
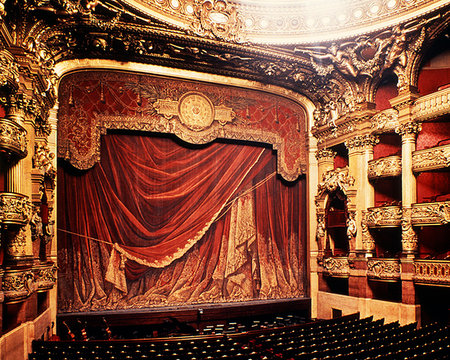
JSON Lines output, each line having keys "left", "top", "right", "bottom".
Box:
{"left": 361, "top": 210, "right": 375, "bottom": 253}
{"left": 413, "top": 86, "right": 450, "bottom": 122}
{"left": 2, "top": 269, "right": 34, "bottom": 303}
{"left": 0, "top": 192, "right": 32, "bottom": 226}
{"left": 411, "top": 201, "right": 450, "bottom": 226}
{"left": 192, "top": 0, "right": 243, "bottom": 43}
{"left": 0, "top": 118, "right": 28, "bottom": 158}
{"left": 401, "top": 207, "right": 418, "bottom": 254}
{"left": 316, "top": 212, "right": 326, "bottom": 251}
{"left": 322, "top": 257, "right": 350, "bottom": 278}
{"left": 0, "top": 49, "right": 19, "bottom": 90}
{"left": 33, "top": 263, "right": 57, "bottom": 292}
{"left": 412, "top": 144, "right": 450, "bottom": 173}
{"left": 395, "top": 122, "right": 422, "bottom": 137}
{"left": 345, "top": 134, "right": 379, "bottom": 150}
{"left": 4, "top": 227, "right": 27, "bottom": 259}
{"left": 370, "top": 109, "right": 398, "bottom": 133}
{"left": 33, "top": 141, "right": 56, "bottom": 179}
{"left": 346, "top": 210, "right": 357, "bottom": 241}
{"left": 367, "top": 258, "right": 401, "bottom": 281}
{"left": 315, "top": 148, "right": 336, "bottom": 161}
{"left": 368, "top": 155, "right": 402, "bottom": 179}
{"left": 366, "top": 206, "right": 402, "bottom": 227}
{"left": 414, "top": 260, "right": 450, "bottom": 286}
{"left": 318, "top": 167, "right": 355, "bottom": 196}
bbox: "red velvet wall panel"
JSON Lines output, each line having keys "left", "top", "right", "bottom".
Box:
{"left": 416, "top": 121, "right": 450, "bottom": 151}
{"left": 375, "top": 76, "right": 398, "bottom": 110}
{"left": 373, "top": 177, "right": 402, "bottom": 206}
{"left": 418, "top": 68, "right": 450, "bottom": 96}
{"left": 416, "top": 171, "right": 450, "bottom": 203}
{"left": 373, "top": 134, "right": 401, "bottom": 159}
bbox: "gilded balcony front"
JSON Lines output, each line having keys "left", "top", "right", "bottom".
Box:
{"left": 413, "top": 86, "right": 450, "bottom": 122}
{"left": 366, "top": 206, "right": 402, "bottom": 227}
{"left": 322, "top": 256, "right": 350, "bottom": 278}
{"left": 367, "top": 258, "right": 401, "bottom": 281}
{"left": 414, "top": 260, "right": 450, "bottom": 287}
{"left": 412, "top": 143, "right": 450, "bottom": 173}
{"left": 33, "top": 263, "right": 57, "bottom": 292}
{"left": 0, "top": 118, "right": 27, "bottom": 158}
{"left": 0, "top": 192, "right": 32, "bottom": 226}
{"left": 411, "top": 201, "right": 450, "bottom": 226}
{"left": 368, "top": 155, "right": 402, "bottom": 179}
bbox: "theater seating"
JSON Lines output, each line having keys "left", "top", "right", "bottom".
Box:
{"left": 29, "top": 314, "right": 449, "bottom": 360}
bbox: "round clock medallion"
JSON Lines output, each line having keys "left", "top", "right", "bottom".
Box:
{"left": 178, "top": 92, "right": 215, "bottom": 131}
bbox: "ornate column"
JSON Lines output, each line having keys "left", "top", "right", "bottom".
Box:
{"left": 345, "top": 134, "right": 378, "bottom": 255}
{"left": 396, "top": 122, "right": 421, "bottom": 256}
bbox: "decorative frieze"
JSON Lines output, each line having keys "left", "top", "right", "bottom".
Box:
{"left": 411, "top": 201, "right": 450, "bottom": 226}
{"left": 0, "top": 118, "right": 28, "bottom": 158}
{"left": 318, "top": 167, "right": 355, "bottom": 196}
{"left": 367, "top": 258, "right": 401, "bottom": 281}
{"left": 413, "top": 86, "right": 450, "bottom": 122}
{"left": 366, "top": 206, "right": 402, "bottom": 227}
{"left": 414, "top": 260, "right": 450, "bottom": 286}
{"left": 0, "top": 192, "right": 32, "bottom": 226}
{"left": 412, "top": 144, "right": 450, "bottom": 173}
{"left": 368, "top": 155, "right": 402, "bottom": 179}
{"left": 345, "top": 134, "right": 379, "bottom": 150}
{"left": 322, "top": 256, "right": 350, "bottom": 278}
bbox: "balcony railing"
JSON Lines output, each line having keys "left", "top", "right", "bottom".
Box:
{"left": 0, "top": 192, "right": 32, "bottom": 226}
{"left": 412, "top": 143, "right": 450, "bottom": 173}
{"left": 368, "top": 155, "right": 402, "bottom": 179}
{"left": 367, "top": 258, "right": 401, "bottom": 281}
{"left": 366, "top": 205, "right": 402, "bottom": 227}
{"left": 411, "top": 201, "right": 450, "bottom": 226}
{"left": 414, "top": 260, "right": 450, "bottom": 286}
{"left": 322, "top": 256, "right": 350, "bottom": 278}
{"left": 413, "top": 86, "right": 450, "bottom": 122}
{"left": 0, "top": 118, "right": 28, "bottom": 158}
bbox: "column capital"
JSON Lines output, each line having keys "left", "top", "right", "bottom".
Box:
{"left": 315, "top": 148, "right": 336, "bottom": 161}
{"left": 345, "top": 134, "right": 379, "bottom": 151}
{"left": 395, "top": 122, "right": 422, "bottom": 138}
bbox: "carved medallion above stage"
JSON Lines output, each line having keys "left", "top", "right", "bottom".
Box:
{"left": 58, "top": 71, "right": 307, "bottom": 182}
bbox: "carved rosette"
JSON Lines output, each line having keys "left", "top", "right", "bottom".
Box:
{"left": 0, "top": 192, "right": 32, "bottom": 226}
{"left": 411, "top": 201, "right": 450, "bottom": 226}
{"left": 345, "top": 134, "right": 379, "bottom": 150}
{"left": 401, "top": 207, "right": 418, "bottom": 253}
{"left": 315, "top": 148, "right": 336, "bottom": 161}
{"left": 368, "top": 155, "right": 402, "bottom": 179}
{"left": 0, "top": 118, "right": 28, "bottom": 158}
{"left": 370, "top": 109, "right": 398, "bottom": 133}
{"left": 33, "top": 263, "right": 57, "bottom": 292}
{"left": 361, "top": 210, "right": 375, "bottom": 253}
{"left": 318, "top": 167, "right": 355, "bottom": 197}
{"left": 366, "top": 206, "right": 402, "bottom": 227}
{"left": 322, "top": 257, "right": 350, "bottom": 278}
{"left": 413, "top": 260, "right": 450, "bottom": 286}
{"left": 413, "top": 87, "right": 450, "bottom": 122}
{"left": 367, "top": 258, "right": 401, "bottom": 281}
{"left": 2, "top": 269, "right": 34, "bottom": 303}
{"left": 0, "top": 49, "right": 19, "bottom": 90}
{"left": 395, "top": 122, "right": 422, "bottom": 138}
{"left": 412, "top": 144, "right": 450, "bottom": 173}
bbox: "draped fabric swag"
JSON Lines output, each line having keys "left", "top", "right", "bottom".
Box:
{"left": 58, "top": 133, "right": 306, "bottom": 312}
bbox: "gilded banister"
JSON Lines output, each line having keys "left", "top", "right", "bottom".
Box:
{"left": 414, "top": 260, "right": 450, "bottom": 286}
{"left": 412, "top": 143, "right": 450, "bottom": 173}
{"left": 413, "top": 86, "right": 450, "bottom": 122}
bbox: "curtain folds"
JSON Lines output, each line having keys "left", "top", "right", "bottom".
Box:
{"left": 58, "top": 133, "right": 305, "bottom": 312}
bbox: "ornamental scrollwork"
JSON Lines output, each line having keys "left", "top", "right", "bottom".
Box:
{"left": 0, "top": 49, "right": 19, "bottom": 90}
{"left": 367, "top": 258, "right": 401, "bottom": 280}
{"left": 34, "top": 264, "right": 57, "bottom": 291}
{"left": 315, "top": 148, "right": 336, "bottom": 161}
{"left": 368, "top": 156, "right": 402, "bottom": 179}
{"left": 33, "top": 142, "right": 56, "bottom": 179}
{"left": 2, "top": 270, "right": 35, "bottom": 302}
{"left": 192, "top": 0, "right": 244, "bottom": 43}
{"left": 370, "top": 109, "right": 398, "bottom": 133}
{"left": 414, "top": 260, "right": 450, "bottom": 286}
{"left": 412, "top": 145, "right": 450, "bottom": 173}
{"left": 0, "top": 118, "right": 28, "bottom": 157}
{"left": 318, "top": 167, "right": 355, "bottom": 197}
{"left": 5, "top": 227, "right": 27, "bottom": 258}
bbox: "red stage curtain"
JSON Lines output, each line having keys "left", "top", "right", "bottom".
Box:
{"left": 58, "top": 133, "right": 305, "bottom": 311}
